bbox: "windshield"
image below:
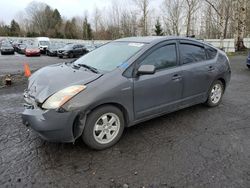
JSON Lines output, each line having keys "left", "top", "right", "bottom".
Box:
{"left": 2, "top": 43, "right": 12, "bottom": 47}
{"left": 62, "top": 44, "right": 74, "bottom": 50}
{"left": 39, "top": 41, "right": 49, "bottom": 46}
{"left": 74, "top": 42, "right": 145, "bottom": 71}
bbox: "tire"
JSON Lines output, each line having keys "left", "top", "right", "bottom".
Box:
{"left": 82, "top": 105, "right": 125, "bottom": 150}
{"left": 247, "top": 65, "right": 250, "bottom": 69}
{"left": 69, "top": 53, "right": 74, "bottom": 58}
{"left": 206, "top": 80, "right": 224, "bottom": 107}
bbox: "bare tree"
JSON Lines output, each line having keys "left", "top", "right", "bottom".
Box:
{"left": 185, "top": 0, "right": 199, "bottom": 36}
{"left": 204, "top": 0, "right": 228, "bottom": 48}
{"left": 93, "top": 6, "right": 101, "bottom": 33}
{"left": 120, "top": 9, "right": 138, "bottom": 37}
{"left": 25, "top": 1, "right": 48, "bottom": 34}
{"left": 233, "top": 0, "right": 247, "bottom": 50}
{"left": 134, "top": 0, "right": 149, "bottom": 36}
{"left": 162, "top": 0, "right": 184, "bottom": 36}
{"left": 108, "top": 1, "right": 122, "bottom": 39}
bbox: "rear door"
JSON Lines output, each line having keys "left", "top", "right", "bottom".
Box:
{"left": 78, "top": 45, "right": 86, "bottom": 55}
{"left": 133, "top": 41, "right": 183, "bottom": 119}
{"left": 179, "top": 40, "right": 217, "bottom": 106}
{"left": 74, "top": 45, "right": 80, "bottom": 56}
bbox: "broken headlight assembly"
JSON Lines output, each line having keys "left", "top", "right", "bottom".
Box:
{"left": 42, "top": 85, "right": 86, "bottom": 110}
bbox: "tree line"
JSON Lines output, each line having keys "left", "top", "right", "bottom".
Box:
{"left": 0, "top": 0, "right": 249, "bottom": 50}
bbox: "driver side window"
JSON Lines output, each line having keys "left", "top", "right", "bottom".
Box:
{"left": 140, "top": 44, "right": 177, "bottom": 71}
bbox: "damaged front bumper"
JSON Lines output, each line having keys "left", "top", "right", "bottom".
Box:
{"left": 22, "top": 108, "right": 79, "bottom": 143}
{"left": 21, "top": 92, "right": 85, "bottom": 143}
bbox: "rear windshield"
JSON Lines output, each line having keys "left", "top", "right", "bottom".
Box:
{"left": 74, "top": 42, "right": 145, "bottom": 71}
{"left": 2, "top": 43, "right": 12, "bottom": 47}
{"left": 39, "top": 41, "right": 49, "bottom": 46}
{"left": 27, "top": 45, "right": 38, "bottom": 49}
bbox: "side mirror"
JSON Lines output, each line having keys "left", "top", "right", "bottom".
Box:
{"left": 137, "top": 65, "right": 156, "bottom": 75}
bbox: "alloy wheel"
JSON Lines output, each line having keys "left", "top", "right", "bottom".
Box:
{"left": 210, "top": 83, "right": 223, "bottom": 104}
{"left": 93, "top": 113, "right": 120, "bottom": 144}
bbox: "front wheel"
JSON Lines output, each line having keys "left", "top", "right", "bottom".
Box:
{"left": 82, "top": 105, "right": 125, "bottom": 150}
{"left": 69, "top": 53, "right": 74, "bottom": 58}
{"left": 206, "top": 80, "right": 224, "bottom": 107}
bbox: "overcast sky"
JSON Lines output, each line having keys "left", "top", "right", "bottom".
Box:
{"left": 0, "top": 0, "right": 116, "bottom": 24}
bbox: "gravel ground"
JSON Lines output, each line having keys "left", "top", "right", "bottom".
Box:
{"left": 0, "top": 52, "right": 74, "bottom": 76}
{"left": 0, "top": 55, "right": 250, "bottom": 188}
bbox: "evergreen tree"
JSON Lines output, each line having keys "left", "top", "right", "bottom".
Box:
{"left": 64, "top": 18, "right": 78, "bottom": 39}
{"left": 10, "top": 20, "right": 21, "bottom": 36}
{"left": 154, "top": 19, "right": 164, "bottom": 36}
{"left": 64, "top": 21, "right": 72, "bottom": 39}
{"left": 53, "top": 9, "right": 62, "bottom": 25}
{"left": 52, "top": 9, "right": 63, "bottom": 38}
{"left": 83, "top": 16, "right": 93, "bottom": 40}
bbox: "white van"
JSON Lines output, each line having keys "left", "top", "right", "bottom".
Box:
{"left": 35, "top": 37, "right": 50, "bottom": 53}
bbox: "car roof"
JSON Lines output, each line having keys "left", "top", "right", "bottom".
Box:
{"left": 114, "top": 36, "right": 204, "bottom": 44}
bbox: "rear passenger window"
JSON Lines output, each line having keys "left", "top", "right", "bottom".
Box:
{"left": 180, "top": 43, "right": 206, "bottom": 64}
{"left": 206, "top": 46, "right": 217, "bottom": 60}
{"left": 140, "top": 44, "right": 177, "bottom": 70}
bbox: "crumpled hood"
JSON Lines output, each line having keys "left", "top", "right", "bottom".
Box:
{"left": 27, "top": 63, "right": 102, "bottom": 103}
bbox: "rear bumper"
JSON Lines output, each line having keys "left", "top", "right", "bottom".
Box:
{"left": 1, "top": 50, "right": 14, "bottom": 54}
{"left": 25, "top": 52, "right": 40, "bottom": 56}
{"left": 22, "top": 108, "right": 79, "bottom": 143}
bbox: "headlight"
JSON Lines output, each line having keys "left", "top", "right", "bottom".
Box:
{"left": 42, "top": 85, "right": 86, "bottom": 110}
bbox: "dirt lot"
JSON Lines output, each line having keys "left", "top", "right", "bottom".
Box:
{"left": 0, "top": 55, "right": 250, "bottom": 188}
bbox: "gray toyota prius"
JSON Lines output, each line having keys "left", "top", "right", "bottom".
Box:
{"left": 22, "top": 36, "right": 231, "bottom": 150}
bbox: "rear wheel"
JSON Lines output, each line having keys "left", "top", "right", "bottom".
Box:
{"left": 82, "top": 105, "right": 124, "bottom": 150}
{"left": 206, "top": 80, "right": 224, "bottom": 107}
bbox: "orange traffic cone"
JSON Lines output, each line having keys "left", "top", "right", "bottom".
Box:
{"left": 24, "top": 63, "right": 31, "bottom": 77}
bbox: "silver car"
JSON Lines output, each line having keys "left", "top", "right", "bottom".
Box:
{"left": 22, "top": 37, "right": 231, "bottom": 150}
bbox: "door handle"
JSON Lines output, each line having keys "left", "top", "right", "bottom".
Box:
{"left": 172, "top": 74, "right": 182, "bottom": 81}
{"left": 208, "top": 66, "right": 215, "bottom": 72}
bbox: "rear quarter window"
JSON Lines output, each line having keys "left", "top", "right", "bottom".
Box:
{"left": 205, "top": 46, "right": 217, "bottom": 60}
{"left": 179, "top": 43, "right": 206, "bottom": 64}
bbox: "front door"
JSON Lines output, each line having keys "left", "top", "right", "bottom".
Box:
{"left": 133, "top": 42, "right": 183, "bottom": 120}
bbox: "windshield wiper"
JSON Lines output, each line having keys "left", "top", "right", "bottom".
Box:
{"left": 77, "top": 64, "right": 99, "bottom": 74}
